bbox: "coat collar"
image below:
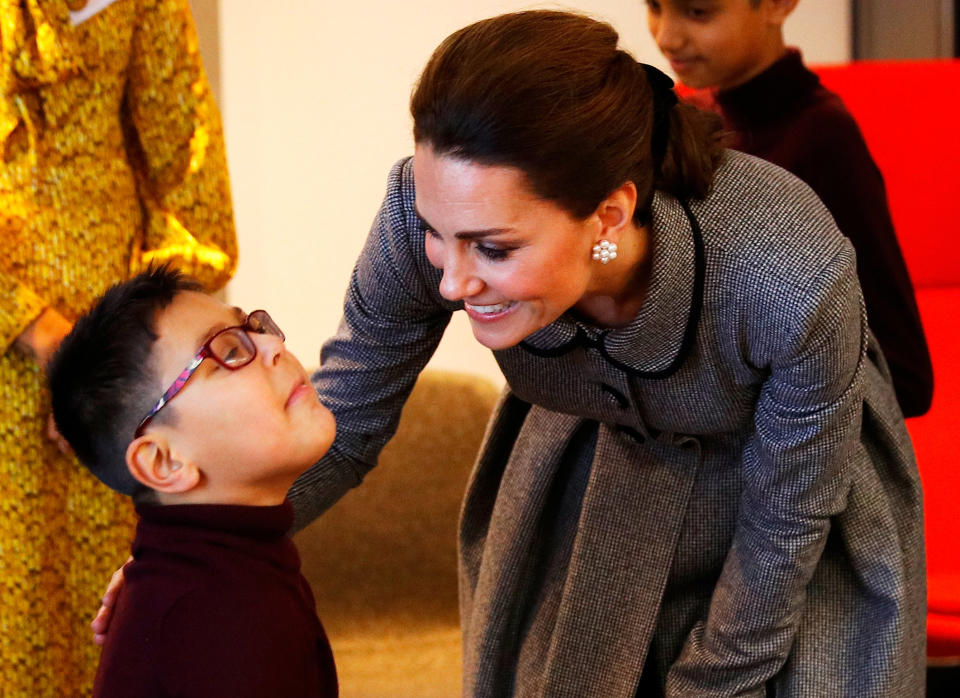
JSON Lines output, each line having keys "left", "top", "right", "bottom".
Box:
{"left": 519, "top": 192, "right": 705, "bottom": 379}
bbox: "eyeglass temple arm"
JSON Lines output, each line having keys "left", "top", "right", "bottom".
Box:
{"left": 136, "top": 351, "right": 208, "bottom": 434}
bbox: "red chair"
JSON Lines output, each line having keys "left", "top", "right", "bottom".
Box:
{"left": 813, "top": 59, "right": 960, "bottom": 666}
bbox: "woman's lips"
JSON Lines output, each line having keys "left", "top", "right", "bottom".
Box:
{"left": 464, "top": 300, "right": 518, "bottom": 322}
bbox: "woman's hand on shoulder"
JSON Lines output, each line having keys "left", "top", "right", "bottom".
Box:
{"left": 91, "top": 557, "right": 132, "bottom": 645}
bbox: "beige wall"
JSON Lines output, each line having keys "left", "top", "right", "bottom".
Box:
{"left": 188, "top": 0, "right": 220, "bottom": 99}
{"left": 218, "top": 1, "right": 851, "bottom": 384}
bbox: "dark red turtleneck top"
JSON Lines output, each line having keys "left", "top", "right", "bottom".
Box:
{"left": 93, "top": 500, "right": 338, "bottom": 697}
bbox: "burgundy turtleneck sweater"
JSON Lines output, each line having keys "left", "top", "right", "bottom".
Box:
{"left": 688, "top": 49, "right": 933, "bottom": 417}
{"left": 93, "top": 500, "right": 338, "bottom": 697}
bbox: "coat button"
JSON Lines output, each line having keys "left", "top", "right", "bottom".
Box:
{"left": 599, "top": 383, "right": 629, "bottom": 408}
{"left": 67, "top": 0, "right": 88, "bottom": 10}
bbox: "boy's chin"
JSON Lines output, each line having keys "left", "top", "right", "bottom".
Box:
{"left": 295, "top": 433, "right": 336, "bottom": 476}
{"left": 676, "top": 73, "right": 712, "bottom": 90}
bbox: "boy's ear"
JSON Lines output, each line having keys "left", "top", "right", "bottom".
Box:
{"left": 765, "top": 0, "right": 799, "bottom": 26}
{"left": 126, "top": 435, "right": 201, "bottom": 495}
{"left": 593, "top": 180, "right": 638, "bottom": 244}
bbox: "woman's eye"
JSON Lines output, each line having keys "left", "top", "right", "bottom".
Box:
{"left": 476, "top": 244, "right": 511, "bottom": 261}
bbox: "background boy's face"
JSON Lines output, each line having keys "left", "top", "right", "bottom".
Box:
{"left": 148, "top": 291, "right": 335, "bottom": 504}
{"left": 646, "top": 0, "right": 785, "bottom": 90}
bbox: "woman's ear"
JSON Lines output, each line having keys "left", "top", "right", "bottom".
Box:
{"left": 594, "top": 180, "right": 638, "bottom": 243}
{"left": 126, "top": 435, "right": 201, "bottom": 495}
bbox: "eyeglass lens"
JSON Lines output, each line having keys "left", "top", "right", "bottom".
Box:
{"left": 210, "top": 331, "right": 256, "bottom": 367}
{"left": 247, "top": 310, "right": 284, "bottom": 339}
{"left": 208, "top": 311, "right": 284, "bottom": 368}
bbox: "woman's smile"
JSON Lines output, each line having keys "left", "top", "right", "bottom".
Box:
{"left": 464, "top": 300, "right": 518, "bottom": 320}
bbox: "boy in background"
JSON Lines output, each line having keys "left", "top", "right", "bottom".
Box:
{"left": 646, "top": 0, "right": 933, "bottom": 417}
{"left": 48, "top": 267, "right": 338, "bottom": 697}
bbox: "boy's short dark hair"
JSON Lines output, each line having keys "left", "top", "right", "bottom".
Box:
{"left": 48, "top": 266, "right": 202, "bottom": 496}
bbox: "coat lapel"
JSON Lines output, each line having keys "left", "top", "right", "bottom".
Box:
{"left": 460, "top": 404, "right": 582, "bottom": 696}
{"left": 539, "top": 427, "right": 702, "bottom": 696}
{"left": 461, "top": 406, "right": 703, "bottom": 697}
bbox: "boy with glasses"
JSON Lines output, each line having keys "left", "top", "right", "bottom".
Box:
{"left": 47, "top": 266, "right": 339, "bottom": 697}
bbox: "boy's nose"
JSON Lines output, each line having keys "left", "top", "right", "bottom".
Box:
{"left": 255, "top": 331, "right": 285, "bottom": 366}
{"left": 650, "top": 15, "right": 684, "bottom": 53}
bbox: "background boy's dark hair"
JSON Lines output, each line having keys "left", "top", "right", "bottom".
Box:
{"left": 48, "top": 266, "right": 202, "bottom": 496}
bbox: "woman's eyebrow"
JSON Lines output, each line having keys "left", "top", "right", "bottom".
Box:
{"left": 414, "top": 206, "right": 514, "bottom": 239}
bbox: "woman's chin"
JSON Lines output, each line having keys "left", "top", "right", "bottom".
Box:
{"left": 469, "top": 324, "right": 525, "bottom": 351}
{"left": 472, "top": 333, "right": 519, "bottom": 351}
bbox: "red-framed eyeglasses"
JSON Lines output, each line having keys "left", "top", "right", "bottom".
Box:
{"left": 134, "top": 310, "right": 284, "bottom": 437}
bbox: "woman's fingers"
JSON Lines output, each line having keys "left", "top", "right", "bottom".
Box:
{"left": 91, "top": 557, "right": 132, "bottom": 643}
{"left": 46, "top": 414, "right": 72, "bottom": 455}
{"left": 91, "top": 604, "right": 112, "bottom": 645}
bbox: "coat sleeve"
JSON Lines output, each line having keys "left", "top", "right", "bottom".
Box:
{"left": 665, "top": 243, "right": 866, "bottom": 697}
{"left": 123, "top": 0, "right": 236, "bottom": 292}
{"left": 288, "top": 158, "right": 453, "bottom": 531}
{"left": 790, "top": 108, "right": 931, "bottom": 417}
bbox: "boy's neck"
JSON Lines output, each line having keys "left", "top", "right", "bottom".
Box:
{"left": 718, "top": 39, "right": 788, "bottom": 92}
{"left": 153, "top": 478, "right": 296, "bottom": 507}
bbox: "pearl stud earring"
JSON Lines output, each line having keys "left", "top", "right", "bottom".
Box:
{"left": 592, "top": 240, "right": 618, "bottom": 264}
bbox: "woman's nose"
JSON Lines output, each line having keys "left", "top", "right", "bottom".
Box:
{"left": 438, "top": 253, "right": 484, "bottom": 301}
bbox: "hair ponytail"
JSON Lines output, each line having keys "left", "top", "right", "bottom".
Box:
{"left": 657, "top": 100, "right": 725, "bottom": 204}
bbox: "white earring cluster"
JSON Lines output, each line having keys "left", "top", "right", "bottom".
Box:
{"left": 592, "top": 240, "right": 618, "bottom": 264}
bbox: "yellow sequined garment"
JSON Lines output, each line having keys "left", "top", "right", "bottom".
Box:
{"left": 0, "top": 1, "right": 236, "bottom": 695}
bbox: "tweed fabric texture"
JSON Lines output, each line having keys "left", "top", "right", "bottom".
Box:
{"left": 0, "top": 1, "right": 236, "bottom": 694}
{"left": 706, "top": 49, "right": 932, "bottom": 417}
{"left": 297, "top": 151, "right": 924, "bottom": 697}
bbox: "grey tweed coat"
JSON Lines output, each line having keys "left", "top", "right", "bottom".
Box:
{"left": 292, "top": 151, "right": 925, "bottom": 697}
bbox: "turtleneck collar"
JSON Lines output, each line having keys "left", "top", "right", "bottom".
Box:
{"left": 714, "top": 48, "right": 821, "bottom": 129}
{"left": 135, "top": 499, "right": 295, "bottom": 540}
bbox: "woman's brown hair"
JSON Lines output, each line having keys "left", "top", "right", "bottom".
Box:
{"left": 411, "top": 10, "right": 724, "bottom": 222}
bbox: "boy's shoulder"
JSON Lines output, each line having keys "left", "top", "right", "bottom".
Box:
{"left": 705, "top": 53, "right": 880, "bottom": 198}
{"left": 783, "top": 77, "right": 867, "bottom": 150}
{"left": 698, "top": 49, "right": 874, "bottom": 167}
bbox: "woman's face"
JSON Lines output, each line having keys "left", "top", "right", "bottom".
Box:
{"left": 414, "top": 144, "right": 601, "bottom": 351}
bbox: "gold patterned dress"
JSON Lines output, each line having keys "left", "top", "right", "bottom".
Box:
{"left": 0, "top": 1, "right": 236, "bottom": 694}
